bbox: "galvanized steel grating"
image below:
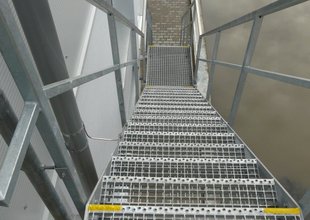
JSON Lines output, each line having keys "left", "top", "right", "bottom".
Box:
{"left": 126, "top": 122, "right": 230, "bottom": 133}
{"left": 130, "top": 115, "right": 224, "bottom": 124}
{"left": 122, "top": 131, "right": 236, "bottom": 144}
{"left": 98, "top": 177, "right": 276, "bottom": 208}
{"left": 87, "top": 206, "right": 301, "bottom": 220}
{"left": 116, "top": 142, "right": 246, "bottom": 159}
{"left": 110, "top": 157, "right": 259, "bottom": 179}
{"left": 85, "top": 46, "right": 301, "bottom": 219}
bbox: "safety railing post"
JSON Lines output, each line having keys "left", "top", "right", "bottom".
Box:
{"left": 206, "top": 31, "right": 221, "bottom": 100}
{"left": 228, "top": 16, "right": 263, "bottom": 126}
{"left": 106, "top": 0, "right": 127, "bottom": 126}
{"left": 193, "top": 36, "right": 202, "bottom": 85}
{"left": 131, "top": 29, "right": 139, "bottom": 102}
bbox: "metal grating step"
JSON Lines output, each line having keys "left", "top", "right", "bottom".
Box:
{"left": 135, "top": 105, "right": 213, "bottom": 112}
{"left": 143, "top": 86, "right": 197, "bottom": 91}
{"left": 110, "top": 157, "right": 259, "bottom": 179}
{"left": 137, "top": 101, "right": 211, "bottom": 107}
{"left": 126, "top": 122, "right": 230, "bottom": 133}
{"left": 141, "top": 93, "right": 203, "bottom": 98}
{"left": 87, "top": 206, "right": 301, "bottom": 220}
{"left": 133, "top": 109, "right": 218, "bottom": 116}
{"left": 117, "top": 142, "right": 246, "bottom": 159}
{"left": 139, "top": 97, "right": 205, "bottom": 102}
{"left": 122, "top": 131, "right": 235, "bottom": 144}
{"left": 146, "top": 47, "right": 192, "bottom": 86}
{"left": 98, "top": 176, "right": 277, "bottom": 208}
{"left": 130, "top": 115, "right": 224, "bottom": 124}
{"left": 142, "top": 91, "right": 201, "bottom": 96}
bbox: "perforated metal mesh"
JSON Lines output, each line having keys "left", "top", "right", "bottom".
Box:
{"left": 146, "top": 47, "right": 192, "bottom": 86}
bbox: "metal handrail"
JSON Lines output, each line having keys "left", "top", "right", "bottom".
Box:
{"left": 194, "top": 0, "right": 310, "bottom": 126}
{"left": 86, "top": 0, "right": 144, "bottom": 37}
{"left": 0, "top": 0, "right": 150, "bottom": 217}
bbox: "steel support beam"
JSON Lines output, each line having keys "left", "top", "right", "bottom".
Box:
{"left": 206, "top": 31, "right": 221, "bottom": 100}
{"left": 0, "top": 102, "right": 39, "bottom": 205}
{"left": 0, "top": 92, "right": 71, "bottom": 220}
{"left": 85, "top": 0, "right": 144, "bottom": 37}
{"left": 131, "top": 30, "right": 140, "bottom": 102}
{"left": 228, "top": 17, "right": 263, "bottom": 126}
{"left": 200, "top": 0, "right": 308, "bottom": 38}
{"left": 107, "top": 0, "right": 127, "bottom": 126}
{"left": 0, "top": 1, "right": 87, "bottom": 215}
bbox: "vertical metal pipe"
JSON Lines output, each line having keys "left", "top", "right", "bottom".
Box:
{"left": 12, "top": 0, "right": 98, "bottom": 195}
{"left": 106, "top": 0, "right": 127, "bottom": 126}
{"left": 206, "top": 31, "right": 221, "bottom": 100}
{"left": 228, "top": 16, "right": 263, "bottom": 126}
{"left": 0, "top": 92, "right": 72, "bottom": 220}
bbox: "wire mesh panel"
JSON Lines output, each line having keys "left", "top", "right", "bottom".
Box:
{"left": 98, "top": 177, "right": 277, "bottom": 208}
{"left": 122, "top": 131, "right": 236, "bottom": 144}
{"left": 117, "top": 142, "right": 245, "bottom": 159}
{"left": 110, "top": 157, "right": 259, "bottom": 179}
{"left": 126, "top": 123, "right": 230, "bottom": 133}
{"left": 146, "top": 47, "right": 192, "bottom": 86}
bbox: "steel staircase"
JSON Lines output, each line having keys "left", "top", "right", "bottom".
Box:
{"left": 85, "top": 46, "right": 302, "bottom": 219}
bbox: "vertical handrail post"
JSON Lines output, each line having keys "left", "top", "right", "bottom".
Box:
{"left": 206, "top": 31, "right": 221, "bottom": 100}
{"left": 106, "top": 0, "right": 127, "bottom": 126}
{"left": 130, "top": 29, "right": 139, "bottom": 102}
{"left": 228, "top": 16, "right": 263, "bottom": 126}
{"left": 194, "top": 36, "right": 202, "bottom": 85}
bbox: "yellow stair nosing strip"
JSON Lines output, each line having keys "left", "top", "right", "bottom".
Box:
{"left": 88, "top": 204, "right": 122, "bottom": 212}
{"left": 263, "top": 208, "right": 301, "bottom": 215}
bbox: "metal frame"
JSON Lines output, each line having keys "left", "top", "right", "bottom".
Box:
{"left": 0, "top": 0, "right": 147, "bottom": 217}
{"left": 0, "top": 102, "right": 39, "bottom": 205}
{"left": 193, "top": 0, "right": 310, "bottom": 126}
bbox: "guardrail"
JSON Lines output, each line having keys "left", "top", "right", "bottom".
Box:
{"left": 184, "top": 0, "right": 310, "bottom": 126}
{"left": 0, "top": 0, "right": 150, "bottom": 217}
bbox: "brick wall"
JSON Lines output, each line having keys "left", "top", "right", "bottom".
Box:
{"left": 148, "top": 0, "right": 190, "bottom": 46}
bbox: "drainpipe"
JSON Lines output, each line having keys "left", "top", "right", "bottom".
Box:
{"left": 0, "top": 91, "right": 72, "bottom": 220}
{"left": 12, "top": 0, "right": 98, "bottom": 195}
